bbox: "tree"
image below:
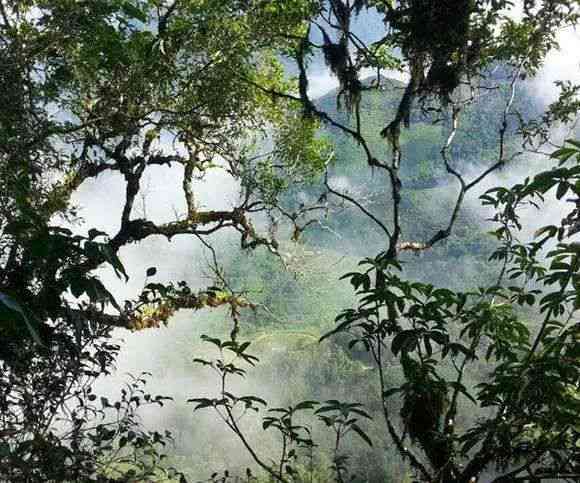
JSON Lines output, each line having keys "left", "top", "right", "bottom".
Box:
{"left": 2, "top": 0, "right": 580, "bottom": 482}
{"left": 182, "top": 1, "right": 580, "bottom": 482}
{"left": 0, "top": 0, "right": 328, "bottom": 480}
{"left": 0, "top": 0, "right": 330, "bottom": 335}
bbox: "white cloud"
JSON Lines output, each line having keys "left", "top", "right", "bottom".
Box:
{"left": 531, "top": 26, "right": 580, "bottom": 106}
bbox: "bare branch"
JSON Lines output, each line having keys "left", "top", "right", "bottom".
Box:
{"left": 324, "top": 171, "right": 392, "bottom": 239}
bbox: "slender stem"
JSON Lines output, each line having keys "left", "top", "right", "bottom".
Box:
{"left": 333, "top": 425, "right": 345, "bottom": 483}
{"left": 324, "top": 171, "right": 391, "bottom": 238}
{"left": 279, "top": 435, "right": 287, "bottom": 480}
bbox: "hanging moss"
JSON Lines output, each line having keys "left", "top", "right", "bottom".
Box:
{"left": 386, "top": 0, "right": 479, "bottom": 99}
{"left": 321, "top": 29, "right": 362, "bottom": 112}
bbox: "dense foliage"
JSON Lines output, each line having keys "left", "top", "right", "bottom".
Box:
{"left": 1, "top": 0, "right": 580, "bottom": 482}
{"left": 0, "top": 1, "right": 326, "bottom": 480}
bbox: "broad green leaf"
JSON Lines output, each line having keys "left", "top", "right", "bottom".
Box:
{"left": 0, "top": 292, "right": 44, "bottom": 347}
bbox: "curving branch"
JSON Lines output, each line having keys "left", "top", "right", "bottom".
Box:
{"left": 31, "top": 127, "right": 282, "bottom": 332}
{"left": 399, "top": 65, "right": 525, "bottom": 255}
{"left": 324, "top": 171, "right": 392, "bottom": 239}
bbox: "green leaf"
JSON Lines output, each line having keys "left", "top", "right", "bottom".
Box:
{"left": 391, "top": 329, "right": 419, "bottom": 355}
{"left": 556, "top": 181, "right": 569, "bottom": 200}
{"left": 0, "top": 291, "right": 44, "bottom": 347}
{"left": 70, "top": 276, "right": 85, "bottom": 298}
{"left": 447, "top": 381, "right": 477, "bottom": 404}
{"left": 83, "top": 277, "right": 122, "bottom": 312}
{"left": 121, "top": 2, "right": 147, "bottom": 23}
{"left": 319, "top": 318, "right": 354, "bottom": 342}
{"left": 238, "top": 341, "right": 251, "bottom": 353}
{"left": 101, "top": 244, "right": 129, "bottom": 281}
{"left": 383, "top": 387, "right": 403, "bottom": 399}
{"left": 200, "top": 335, "right": 222, "bottom": 348}
{"left": 86, "top": 242, "right": 128, "bottom": 281}
{"left": 551, "top": 147, "right": 578, "bottom": 164}
{"left": 350, "top": 423, "right": 373, "bottom": 447}
{"left": 294, "top": 400, "right": 319, "bottom": 411}
{"left": 187, "top": 397, "right": 216, "bottom": 411}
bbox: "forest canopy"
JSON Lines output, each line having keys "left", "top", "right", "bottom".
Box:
{"left": 1, "top": 0, "right": 580, "bottom": 482}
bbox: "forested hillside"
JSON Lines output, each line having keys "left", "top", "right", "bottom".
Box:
{"left": 141, "top": 77, "right": 569, "bottom": 480}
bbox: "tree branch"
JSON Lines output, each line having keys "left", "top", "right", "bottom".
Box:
{"left": 324, "top": 171, "right": 392, "bottom": 239}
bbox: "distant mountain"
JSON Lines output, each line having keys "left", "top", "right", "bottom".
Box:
{"left": 287, "top": 75, "right": 546, "bottom": 280}
{"left": 228, "top": 75, "right": 547, "bottom": 332}
{"left": 315, "top": 74, "right": 542, "bottom": 188}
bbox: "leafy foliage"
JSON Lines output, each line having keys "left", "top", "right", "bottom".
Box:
{"left": 2, "top": 0, "right": 580, "bottom": 481}
{"left": 315, "top": 140, "right": 580, "bottom": 481}
{"left": 189, "top": 335, "right": 374, "bottom": 483}
{"left": 0, "top": 0, "right": 329, "bottom": 480}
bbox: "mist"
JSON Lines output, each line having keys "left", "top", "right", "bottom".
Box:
{"left": 67, "top": 12, "right": 580, "bottom": 483}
